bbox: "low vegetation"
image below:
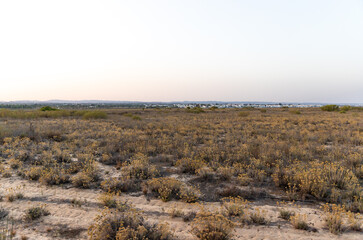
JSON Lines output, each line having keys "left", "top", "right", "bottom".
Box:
{"left": 0, "top": 107, "right": 362, "bottom": 238}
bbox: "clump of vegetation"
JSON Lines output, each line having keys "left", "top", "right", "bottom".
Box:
{"left": 191, "top": 209, "right": 234, "bottom": 240}
{"left": 276, "top": 201, "right": 295, "bottom": 220}
{"left": 40, "top": 106, "right": 58, "bottom": 111}
{"left": 322, "top": 204, "right": 345, "bottom": 234}
{"left": 186, "top": 107, "right": 205, "bottom": 113}
{"left": 347, "top": 211, "right": 362, "bottom": 231}
{"left": 71, "top": 158, "right": 99, "bottom": 188}
{"left": 221, "top": 197, "right": 249, "bottom": 219}
{"left": 175, "top": 158, "right": 205, "bottom": 174}
{"left": 249, "top": 208, "right": 269, "bottom": 225}
{"left": 144, "top": 177, "right": 201, "bottom": 202}
{"left": 98, "top": 192, "right": 118, "bottom": 208}
{"left": 321, "top": 104, "right": 339, "bottom": 112}
{"left": 24, "top": 205, "right": 50, "bottom": 221}
{"left": 290, "top": 213, "right": 309, "bottom": 230}
{"left": 122, "top": 153, "right": 158, "bottom": 179}
{"left": 273, "top": 161, "right": 361, "bottom": 206}
{"left": 88, "top": 207, "right": 173, "bottom": 240}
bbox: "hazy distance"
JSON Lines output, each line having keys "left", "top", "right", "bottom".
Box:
{"left": 0, "top": 0, "right": 362, "bottom": 103}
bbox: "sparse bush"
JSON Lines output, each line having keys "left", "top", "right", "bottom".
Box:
{"left": 347, "top": 211, "right": 362, "bottom": 231}
{"left": 191, "top": 210, "right": 234, "bottom": 240}
{"left": 279, "top": 209, "right": 294, "bottom": 220}
{"left": 122, "top": 153, "right": 158, "bottom": 180}
{"left": 88, "top": 207, "right": 173, "bottom": 240}
{"left": 290, "top": 213, "right": 309, "bottom": 230}
{"left": 222, "top": 197, "right": 249, "bottom": 219}
{"left": 98, "top": 192, "right": 118, "bottom": 208}
{"left": 24, "top": 205, "right": 50, "bottom": 221}
{"left": 249, "top": 208, "right": 268, "bottom": 225}
{"left": 144, "top": 177, "right": 201, "bottom": 202}
{"left": 323, "top": 204, "right": 345, "bottom": 234}
{"left": 175, "top": 158, "right": 205, "bottom": 174}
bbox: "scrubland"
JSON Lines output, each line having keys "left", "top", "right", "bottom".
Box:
{"left": 0, "top": 107, "right": 362, "bottom": 239}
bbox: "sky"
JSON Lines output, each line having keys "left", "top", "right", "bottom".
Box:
{"left": 0, "top": 0, "right": 362, "bottom": 103}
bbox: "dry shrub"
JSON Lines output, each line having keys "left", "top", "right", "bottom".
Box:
{"left": 101, "top": 176, "right": 140, "bottom": 193}
{"left": 191, "top": 209, "right": 234, "bottom": 240}
{"left": 290, "top": 213, "right": 309, "bottom": 230}
{"left": 122, "top": 153, "right": 158, "bottom": 180}
{"left": 168, "top": 206, "right": 184, "bottom": 218}
{"left": 144, "top": 177, "right": 201, "bottom": 203}
{"left": 98, "top": 192, "right": 118, "bottom": 208}
{"left": 71, "top": 159, "right": 99, "bottom": 188}
{"left": 217, "top": 167, "right": 235, "bottom": 181}
{"left": 347, "top": 211, "right": 362, "bottom": 231}
{"left": 24, "top": 205, "right": 50, "bottom": 221}
{"left": 39, "top": 167, "right": 70, "bottom": 185}
{"left": 273, "top": 161, "right": 361, "bottom": 204}
{"left": 23, "top": 166, "right": 43, "bottom": 180}
{"left": 221, "top": 197, "right": 249, "bottom": 219}
{"left": 88, "top": 208, "right": 173, "bottom": 240}
{"left": 197, "top": 167, "right": 215, "bottom": 181}
{"left": 175, "top": 158, "right": 205, "bottom": 174}
{"left": 249, "top": 208, "right": 269, "bottom": 225}
{"left": 276, "top": 201, "right": 295, "bottom": 220}
{"left": 322, "top": 204, "right": 345, "bottom": 234}
{"left": 217, "top": 185, "right": 243, "bottom": 198}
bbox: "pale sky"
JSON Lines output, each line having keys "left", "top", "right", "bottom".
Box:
{"left": 0, "top": 0, "right": 362, "bottom": 103}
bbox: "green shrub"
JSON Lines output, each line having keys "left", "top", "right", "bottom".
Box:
{"left": 321, "top": 105, "right": 339, "bottom": 112}
{"left": 40, "top": 106, "right": 58, "bottom": 111}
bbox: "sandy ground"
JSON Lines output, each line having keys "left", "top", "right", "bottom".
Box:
{"left": 0, "top": 163, "right": 362, "bottom": 240}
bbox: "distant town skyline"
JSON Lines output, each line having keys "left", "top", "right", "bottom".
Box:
{"left": 1, "top": 0, "right": 362, "bottom": 103}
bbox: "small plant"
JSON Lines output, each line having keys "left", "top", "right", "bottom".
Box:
{"left": 145, "top": 177, "right": 201, "bottom": 202}
{"left": 279, "top": 209, "right": 294, "bottom": 220}
{"left": 0, "top": 208, "right": 9, "bottom": 220}
{"left": 88, "top": 207, "right": 173, "bottom": 240}
{"left": 168, "top": 206, "right": 184, "bottom": 218}
{"left": 249, "top": 208, "right": 268, "bottom": 225}
{"left": 322, "top": 204, "right": 346, "bottom": 234}
{"left": 5, "top": 186, "right": 24, "bottom": 202}
{"left": 222, "top": 197, "right": 249, "bottom": 220}
{"left": 183, "top": 211, "right": 197, "bottom": 222}
{"left": 71, "top": 198, "right": 84, "bottom": 208}
{"left": 347, "top": 211, "right": 362, "bottom": 231}
{"left": 290, "top": 213, "right": 309, "bottom": 230}
{"left": 191, "top": 209, "right": 234, "bottom": 240}
{"left": 98, "top": 192, "right": 117, "bottom": 208}
{"left": 277, "top": 201, "right": 295, "bottom": 220}
{"left": 175, "top": 158, "right": 205, "bottom": 174}
{"left": 24, "top": 205, "right": 50, "bottom": 221}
